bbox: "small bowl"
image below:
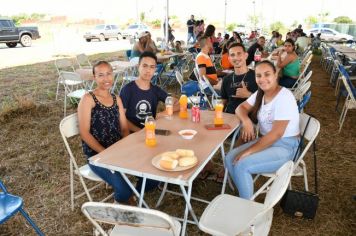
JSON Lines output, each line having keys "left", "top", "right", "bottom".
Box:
{"left": 178, "top": 129, "right": 197, "bottom": 140}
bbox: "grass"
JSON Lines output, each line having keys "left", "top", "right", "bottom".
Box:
{"left": 0, "top": 53, "right": 355, "bottom": 235}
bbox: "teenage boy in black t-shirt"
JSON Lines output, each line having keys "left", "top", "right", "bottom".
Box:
{"left": 120, "top": 51, "right": 179, "bottom": 132}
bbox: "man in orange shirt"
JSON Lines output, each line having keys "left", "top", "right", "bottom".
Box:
{"left": 195, "top": 36, "right": 222, "bottom": 90}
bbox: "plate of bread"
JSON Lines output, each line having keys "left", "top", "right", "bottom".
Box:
{"left": 152, "top": 149, "right": 198, "bottom": 171}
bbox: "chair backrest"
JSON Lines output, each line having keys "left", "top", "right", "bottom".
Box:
{"left": 59, "top": 113, "right": 81, "bottom": 171}
{"left": 126, "top": 50, "right": 132, "bottom": 60}
{"left": 339, "top": 64, "right": 356, "bottom": 100}
{"left": 76, "top": 54, "right": 92, "bottom": 68}
{"left": 175, "top": 71, "right": 184, "bottom": 87}
{"left": 55, "top": 58, "right": 75, "bottom": 74}
{"left": 264, "top": 161, "right": 294, "bottom": 209}
{"left": 60, "top": 113, "right": 79, "bottom": 139}
{"left": 298, "top": 70, "right": 313, "bottom": 88}
{"left": 82, "top": 202, "right": 180, "bottom": 236}
{"left": 298, "top": 90, "right": 312, "bottom": 112}
{"left": 293, "top": 113, "right": 320, "bottom": 169}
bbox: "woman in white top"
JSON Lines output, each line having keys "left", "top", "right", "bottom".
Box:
{"left": 225, "top": 60, "right": 300, "bottom": 199}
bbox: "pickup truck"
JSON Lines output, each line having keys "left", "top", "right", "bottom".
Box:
{"left": 0, "top": 18, "right": 41, "bottom": 48}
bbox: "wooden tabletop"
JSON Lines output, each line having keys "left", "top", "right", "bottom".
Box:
{"left": 90, "top": 110, "right": 240, "bottom": 185}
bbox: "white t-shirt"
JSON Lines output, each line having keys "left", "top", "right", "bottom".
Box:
{"left": 246, "top": 87, "right": 300, "bottom": 137}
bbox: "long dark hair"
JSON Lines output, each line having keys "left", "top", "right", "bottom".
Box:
{"left": 204, "top": 24, "right": 216, "bottom": 38}
{"left": 249, "top": 60, "right": 277, "bottom": 124}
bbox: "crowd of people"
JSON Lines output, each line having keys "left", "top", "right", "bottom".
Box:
{"left": 77, "top": 19, "right": 316, "bottom": 203}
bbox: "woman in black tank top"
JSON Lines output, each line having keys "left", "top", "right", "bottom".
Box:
{"left": 78, "top": 61, "right": 133, "bottom": 203}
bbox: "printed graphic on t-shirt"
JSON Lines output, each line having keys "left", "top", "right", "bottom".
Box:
{"left": 135, "top": 100, "right": 152, "bottom": 121}
{"left": 259, "top": 109, "right": 273, "bottom": 125}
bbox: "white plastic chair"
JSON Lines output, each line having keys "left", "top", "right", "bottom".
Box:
{"left": 60, "top": 113, "right": 112, "bottom": 211}
{"left": 82, "top": 202, "right": 181, "bottom": 236}
{"left": 55, "top": 58, "right": 77, "bottom": 100}
{"left": 338, "top": 70, "right": 356, "bottom": 132}
{"left": 199, "top": 161, "right": 294, "bottom": 236}
{"left": 253, "top": 113, "right": 320, "bottom": 198}
{"left": 76, "top": 53, "right": 92, "bottom": 69}
{"left": 193, "top": 67, "right": 219, "bottom": 109}
{"left": 59, "top": 71, "right": 87, "bottom": 117}
{"left": 291, "top": 60, "right": 311, "bottom": 91}
{"left": 293, "top": 81, "right": 311, "bottom": 102}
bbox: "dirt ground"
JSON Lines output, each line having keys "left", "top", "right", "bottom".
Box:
{"left": 0, "top": 54, "right": 355, "bottom": 235}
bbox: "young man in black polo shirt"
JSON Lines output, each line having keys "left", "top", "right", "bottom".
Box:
{"left": 221, "top": 43, "right": 258, "bottom": 114}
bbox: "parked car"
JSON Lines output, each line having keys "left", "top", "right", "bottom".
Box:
{"left": 122, "top": 23, "right": 149, "bottom": 39}
{"left": 84, "top": 24, "right": 122, "bottom": 42}
{"left": 0, "top": 18, "right": 40, "bottom": 48}
{"left": 305, "top": 28, "right": 354, "bottom": 42}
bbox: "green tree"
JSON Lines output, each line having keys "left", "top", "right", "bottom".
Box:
{"left": 140, "top": 12, "right": 145, "bottom": 22}
{"left": 226, "top": 23, "right": 237, "bottom": 32}
{"left": 333, "top": 16, "right": 353, "bottom": 24}
{"left": 318, "top": 12, "right": 329, "bottom": 22}
{"left": 247, "top": 15, "right": 259, "bottom": 28}
{"left": 304, "top": 16, "right": 318, "bottom": 27}
{"left": 270, "top": 21, "right": 286, "bottom": 32}
{"left": 150, "top": 19, "right": 161, "bottom": 28}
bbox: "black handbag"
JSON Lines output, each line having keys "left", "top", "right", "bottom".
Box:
{"left": 280, "top": 117, "right": 319, "bottom": 219}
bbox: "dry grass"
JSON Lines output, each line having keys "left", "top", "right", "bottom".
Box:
{"left": 0, "top": 54, "right": 355, "bottom": 235}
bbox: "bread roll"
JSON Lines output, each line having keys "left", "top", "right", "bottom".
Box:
{"left": 161, "top": 151, "right": 180, "bottom": 160}
{"left": 176, "top": 149, "right": 195, "bottom": 157}
{"left": 159, "top": 159, "right": 178, "bottom": 170}
{"left": 178, "top": 156, "right": 198, "bottom": 167}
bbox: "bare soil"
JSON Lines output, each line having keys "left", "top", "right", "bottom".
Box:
{"left": 0, "top": 54, "right": 355, "bottom": 235}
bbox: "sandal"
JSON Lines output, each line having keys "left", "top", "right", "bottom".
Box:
{"left": 215, "top": 168, "right": 225, "bottom": 184}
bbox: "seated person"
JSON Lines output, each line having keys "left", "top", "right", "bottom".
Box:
{"left": 120, "top": 51, "right": 179, "bottom": 132}
{"left": 225, "top": 60, "right": 300, "bottom": 199}
{"left": 195, "top": 36, "right": 223, "bottom": 91}
{"left": 220, "top": 40, "right": 234, "bottom": 70}
{"left": 221, "top": 43, "right": 258, "bottom": 114}
{"left": 277, "top": 39, "right": 301, "bottom": 88}
{"left": 246, "top": 36, "right": 267, "bottom": 66}
{"left": 78, "top": 61, "right": 136, "bottom": 205}
{"left": 174, "top": 40, "right": 184, "bottom": 53}
{"left": 295, "top": 32, "right": 311, "bottom": 55}
{"left": 131, "top": 32, "right": 149, "bottom": 58}
{"left": 144, "top": 31, "right": 158, "bottom": 54}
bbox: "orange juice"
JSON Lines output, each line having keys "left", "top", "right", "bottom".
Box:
{"left": 214, "top": 101, "right": 224, "bottom": 126}
{"left": 145, "top": 116, "right": 156, "bottom": 147}
{"left": 166, "top": 105, "right": 173, "bottom": 116}
{"left": 179, "top": 94, "right": 188, "bottom": 119}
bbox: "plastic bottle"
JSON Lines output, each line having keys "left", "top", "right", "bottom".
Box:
{"left": 214, "top": 99, "right": 224, "bottom": 126}
{"left": 165, "top": 93, "right": 173, "bottom": 120}
{"left": 145, "top": 115, "right": 156, "bottom": 147}
{"left": 254, "top": 48, "right": 262, "bottom": 62}
{"left": 179, "top": 94, "right": 188, "bottom": 119}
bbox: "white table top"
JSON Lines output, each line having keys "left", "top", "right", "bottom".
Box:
{"left": 90, "top": 110, "right": 240, "bottom": 185}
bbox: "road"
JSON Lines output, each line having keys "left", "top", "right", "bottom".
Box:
{"left": 0, "top": 28, "right": 189, "bottom": 69}
{"left": 0, "top": 34, "right": 132, "bottom": 69}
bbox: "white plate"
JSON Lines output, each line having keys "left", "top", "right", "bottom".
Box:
{"left": 151, "top": 154, "right": 198, "bottom": 172}
{"left": 178, "top": 129, "right": 197, "bottom": 140}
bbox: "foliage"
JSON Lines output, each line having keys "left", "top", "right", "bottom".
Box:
{"left": 318, "top": 12, "right": 329, "bottom": 22}
{"left": 140, "top": 12, "right": 145, "bottom": 22}
{"left": 333, "top": 16, "right": 353, "bottom": 24}
{"left": 11, "top": 13, "right": 45, "bottom": 25}
{"left": 226, "top": 23, "right": 237, "bottom": 32}
{"left": 150, "top": 19, "right": 161, "bottom": 28}
{"left": 270, "top": 21, "right": 286, "bottom": 33}
{"left": 304, "top": 16, "right": 318, "bottom": 27}
{"left": 247, "top": 15, "right": 259, "bottom": 28}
